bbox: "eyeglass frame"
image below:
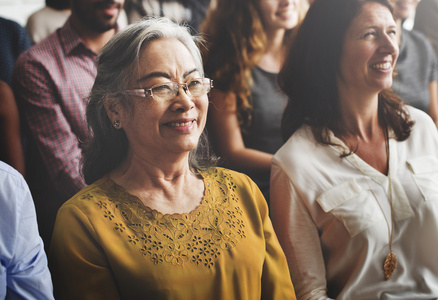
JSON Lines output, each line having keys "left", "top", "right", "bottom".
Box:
{"left": 123, "top": 77, "right": 213, "bottom": 101}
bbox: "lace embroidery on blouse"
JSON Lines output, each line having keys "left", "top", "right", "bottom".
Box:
{"left": 86, "top": 168, "right": 246, "bottom": 268}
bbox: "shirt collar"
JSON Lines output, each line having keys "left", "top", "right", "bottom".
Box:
{"left": 59, "top": 16, "right": 120, "bottom": 56}
{"left": 58, "top": 17, "right": 88, "bottom": 56}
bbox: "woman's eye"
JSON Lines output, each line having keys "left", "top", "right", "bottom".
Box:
{"left": 188, "top": 79, "right": 202, "bottom": 87}
{"left": 363, "top": 32, "right": 376, "bottom": 38}
{"left": 153, "top": 84, "right": 172, "bottom": 92}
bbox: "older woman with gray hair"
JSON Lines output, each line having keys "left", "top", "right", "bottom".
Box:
{"left": 49, "top": 17, "right": 295, "bottom": 300}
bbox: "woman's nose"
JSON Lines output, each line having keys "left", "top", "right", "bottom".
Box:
{"left": 379, "top": 33, "right": 399, "bottom": 56}
{"left": 172, "top": 84, "right": 194, "bottom": 111}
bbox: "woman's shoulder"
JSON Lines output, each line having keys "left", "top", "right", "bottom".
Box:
{"left": 201, "top": 167, "right": 268, "bottom": 214}
{"left": 201, "top": 167, "right": 262, "bottom": 196}
{"left": 202, "top": 167, "right": 254, "bottom": 185}
{"left": 62, "top": 175, "right": 114, "bottom": 209}
{"left": 273, "top": 125, "right": 345, "bottom": 181}
{"left": 406, "top": 105, "right": 436, "bottom": 129}
{"left": 402, "top": 105, "right": 438, "bottom": 147}
{"left": 274, "top": 125, "right": 319, "bottom": 163}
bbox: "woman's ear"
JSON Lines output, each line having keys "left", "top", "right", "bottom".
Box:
{"left": 104, "top": 96, "right": 123, "bottom": 129}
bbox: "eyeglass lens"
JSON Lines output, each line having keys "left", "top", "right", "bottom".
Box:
{"left": 152, "top": 79, "right": 210, "bottom": 101}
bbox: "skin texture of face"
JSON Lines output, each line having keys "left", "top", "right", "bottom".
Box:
{"left": 258, "top": 0, "right": 300, "bottom": 31}
{"left": 337, "top": 2, "right": 399, "bottom": 97}
{"left": 71, "top": 0, "right": 124, "bottom": 33}
{"left": 117, "top": 38, "right": 208, "bottom": 161}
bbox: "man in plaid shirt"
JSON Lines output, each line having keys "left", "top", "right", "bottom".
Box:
{"left": 12, "top": 0, "right": 125, "bottom": 248}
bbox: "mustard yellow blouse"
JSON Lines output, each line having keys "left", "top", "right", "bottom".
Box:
{"left": 49, "top": 167, "right": 295, "bottom": 300}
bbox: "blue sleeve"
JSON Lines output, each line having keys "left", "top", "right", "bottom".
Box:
{"left": 0, "top": 162, "right": 54, "bottom": 300}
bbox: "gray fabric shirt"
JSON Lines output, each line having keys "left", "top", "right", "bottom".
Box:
{"left": 242, "top": 66, "right": 288, "bottom": 202}
{"left": 392, "top": 28, "right": 438, "bottom": 112}
{"left": 414, "top": 0, "right": 438, "bottom": 70}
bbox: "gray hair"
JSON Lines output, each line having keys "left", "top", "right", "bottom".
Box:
{"left": 82, "top": 17, "right": 216, "bottom": 184}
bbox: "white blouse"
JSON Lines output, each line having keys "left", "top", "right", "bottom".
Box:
{"left": 271, "top": 106, "right": 438, "bottom": 300}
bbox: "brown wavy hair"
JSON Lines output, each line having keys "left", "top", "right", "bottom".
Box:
{"left": 279, "top": 0, "right": 414, "bottom": 147}
{"left": 201, "top": 0, "right": 307, "bottom": 129}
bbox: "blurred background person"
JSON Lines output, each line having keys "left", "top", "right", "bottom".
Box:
{"left": 414, "top": 0, "right": 438, "bottom": 66}
{"left": 271, "top": 0, "right": 438, "bottom": 298}
{"left": 26, "top": 0, "right": 128, "bottom": 45}
{"left": 0, "top": 81, "right": 25, "bottom": 176}
{"left": 124, "top": 0, "right": 211, "bottom": 33}
{"left": 0, "top": 16, "right": 31, "bottom": 85}
{"left": 25, "top": 0, "right": 71, "bottom": 44}
{"left": 390, "top": 0, "right": 438, "bottom": 126}
{"left": 50, "top": 17, "right": 295, "bottom": 299}
{"left": 0, "top": 16, "right": 30, "bottom": 178}
{"left": 201, "top": 0, "right": 307, "bottom": 204}
{"left": 0, "top": 161, "right": 54, "bottom": 299}
{"left": 12, "top": 0, "right": 125, "bottom": 249}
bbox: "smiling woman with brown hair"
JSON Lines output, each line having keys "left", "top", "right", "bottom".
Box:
{"left": 200, "top": 0, "right": 308, "bottom": 203}
{"left": 270, "top": 0, "right": 438, "bottom": 298}
{"left": 49, "top": 17, "right": 295, "bottom": 300}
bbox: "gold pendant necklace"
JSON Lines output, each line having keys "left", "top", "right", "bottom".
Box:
{"left": 355, "top": 129, "right": 397, "bottom": 280}
{"left": 383, "top": 163, "right": 397, "bottom": 280}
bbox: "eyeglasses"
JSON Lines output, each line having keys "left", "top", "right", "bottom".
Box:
{"left": 124, "top": 78, "right": 213, "bottom": 102}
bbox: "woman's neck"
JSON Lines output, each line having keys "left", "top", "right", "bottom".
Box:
{"left": 339, "top": 106, "right": 381, "bottom": 142}
{"left": 109, "top": 150, "right": 205, "bottom": 214}
{"left": 258, "top": 28, "right": 286, "bottom": 73}
{"left": 110, "top": 150, "right": 192, "bottom": 188}
{"left": 337, "top": 89, "right": 381, "bottom": 141}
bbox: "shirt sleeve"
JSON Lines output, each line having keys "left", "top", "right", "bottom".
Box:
{"left": 12, "top": 52, "right": 86, "bottom": 200}
{"left": 244, "top": 174, "right": 297, "bottom": 300}
{"left": 270, "top": 161, "right": 333, "bottom": 300}
{"left": 0, "top": 165, "right": 54, "bottom": 299}
{"left": 49, "top": 203, "right": 121, "bottom": 300}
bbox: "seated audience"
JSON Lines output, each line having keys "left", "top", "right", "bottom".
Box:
{"left": 0, "top": 17, "right": 31, "bottom": 85}
{"left": 270, "top": 0, "right": 438, "bottom": 298}
{"left": 0, "top": 161, "right": 54, "bottom": 299}
{"left": 201, "top": 0, "right": 307, "bottom": 203}
{"left": 391, "top": 0, "right": 438, "bottom": 126}
{"left": 0, "top": 81, "right": 25, "bottom": 176}
{"left": 26, "top": 0, "right": 71, "bottom": 44}
{"left": 12, "top": 0, "right": 125, "bottom": 248}
{"left": 49, "top": 17, "right": 295, "bottom": 300}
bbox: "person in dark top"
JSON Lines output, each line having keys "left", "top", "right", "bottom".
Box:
{"left": 200, "top": 0, "right": 308, "bottom": 202}
{"left": 0, "top": 17, "right": 31, "bottom": 85}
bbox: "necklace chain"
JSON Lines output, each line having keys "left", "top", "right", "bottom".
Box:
{"left": 354, "top": 128, "right": 397, "bottom": 280}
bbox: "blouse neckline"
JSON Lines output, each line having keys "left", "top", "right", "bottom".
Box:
{"left": 101, "top": 169, "right": 209, "bottom": 218}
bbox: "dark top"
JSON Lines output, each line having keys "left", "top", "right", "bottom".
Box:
{"left": 0, "top": 17, "right": 31, "bottom": 85}
{"left": 392, "top": 28, "right": 438, "bottom": 112}
{"left": 242, "top": 66, "right": 288, "bottom": 203}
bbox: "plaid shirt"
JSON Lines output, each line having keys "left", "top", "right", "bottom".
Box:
{"left": 12, "top": 17, "right": 96, "bottom": 204}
